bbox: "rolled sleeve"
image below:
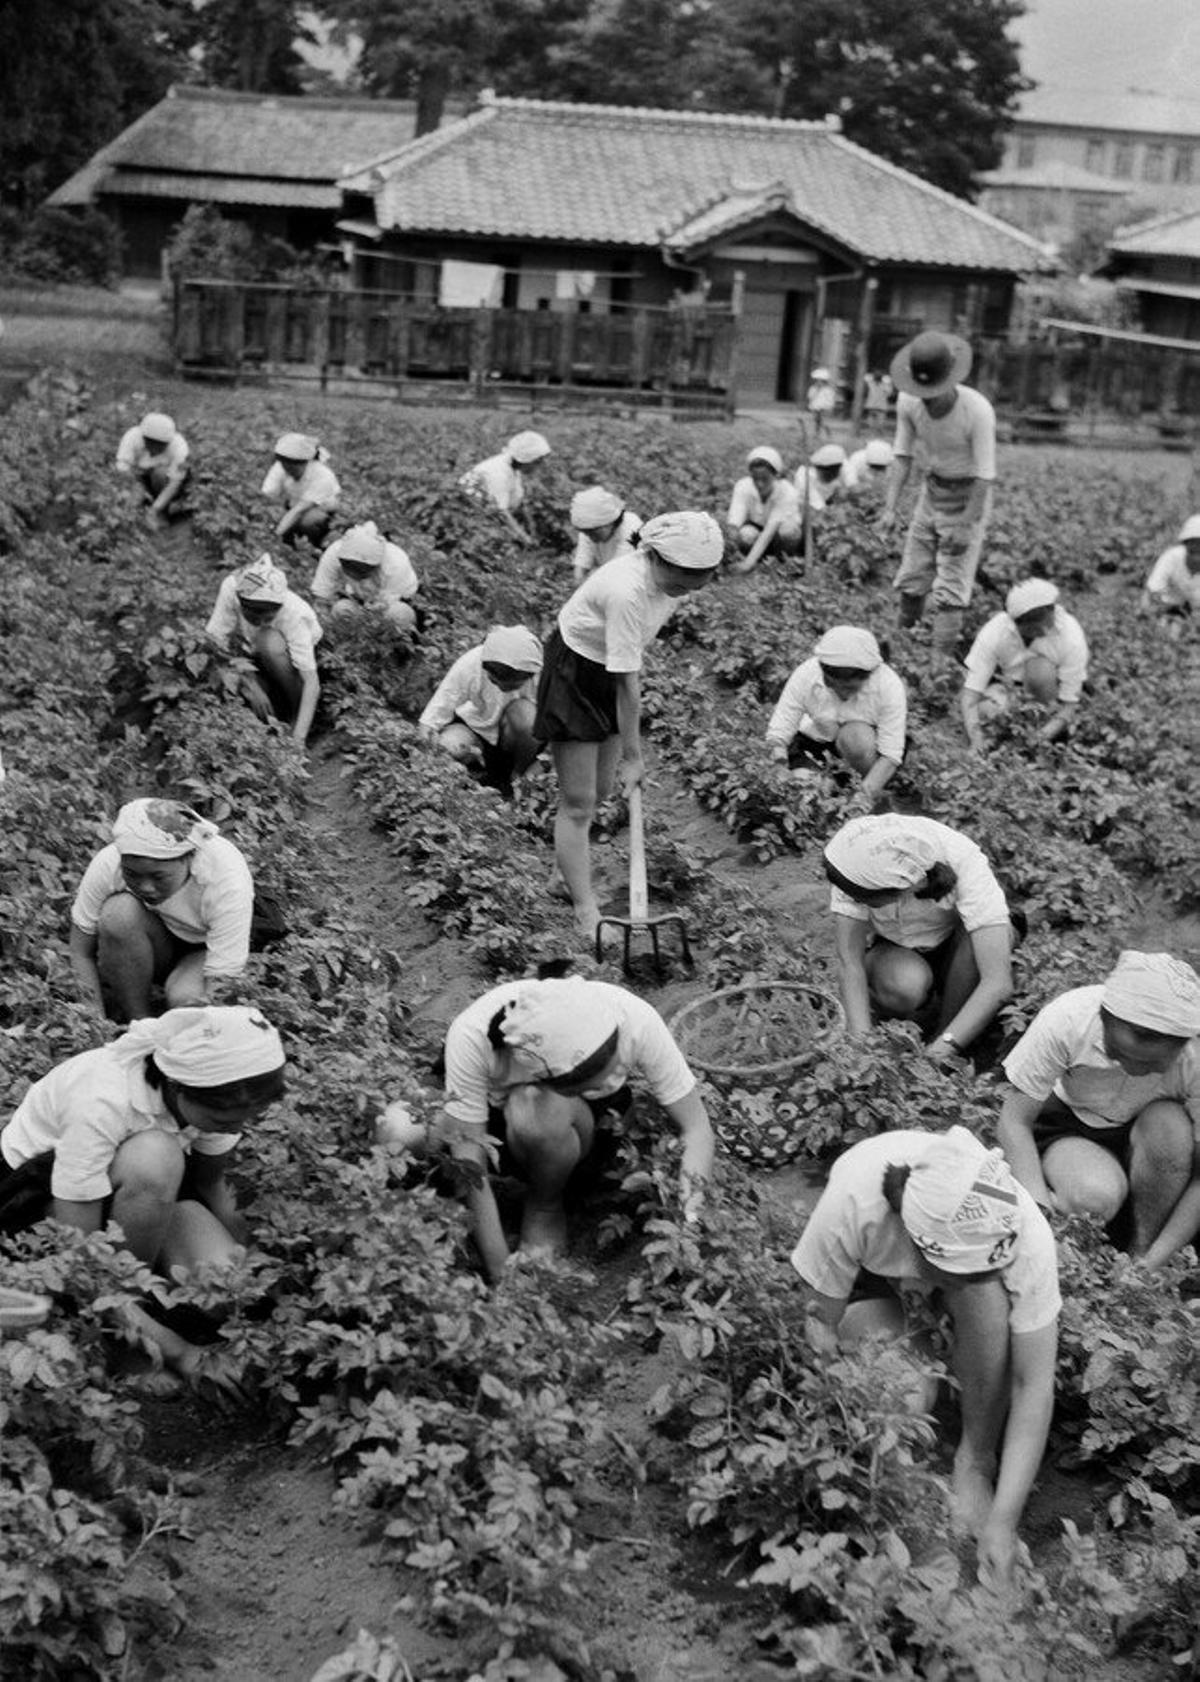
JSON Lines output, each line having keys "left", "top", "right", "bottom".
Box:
{"left": 198, "top": 851, "right": 254, "bottom": 979}
{"left": 963, "top": 621, "right": 1003, "bottom": 695}
{"left": 72, "top": 848, "right": 123, "bottom": 935}
{"left": 1002, "top": 1012, "right": 1069, "bottom": 1102}
{"left": 790, "top": 1203, "right": 860, "bottom": 1299}
{"left": 442, "top": 1017, "right": 494, "bottom": 1128}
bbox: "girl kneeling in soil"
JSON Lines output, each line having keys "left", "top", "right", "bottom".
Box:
{"left": 997, "top": 949, "right": 1200, "bottom": 1269}
{"left": 459, "top": 429, "right": 552, "bottom": 547}
{"left": 792, "top": 1126, "right": 1059, "bottom": 1589}
{"left": 206, "top": 556, "right": 323, "bottom": 748}
{"left": 261, "top": 432, "right": 341, "bottom": 549}
{"left": 765, "top": 625, "right": 907, "bottom": 815}
{"left": 824, "top": 813, "right": 1014, "bottom": 1064}
{"left": 380, "top": 976, "right": 714, "bottom": 1283}
{"left": 0, "top": 1006, "right": 285, "bottom": 1393}
{"left": 960, "top": 579, "right": 1089, "bottom": 755}
{"left": 569, "top": 485, "right": 641, "bottom": 583}
{"left": 418, "top": 624, "right": 544, "bottom": 799}
{"left": 115, "top": 410, "right": 191, "bottom": 523}
{"left": 726, "top": 446, "right": 802, "bottom": 574}
{"left": 534, "top": 510, "right": 724, "bottom": 942}
{"left": 70, "top": 797, "right": 254, "bottom": 1024}
{"left": 311, "top": 520, "right": 420, "bottom": 635}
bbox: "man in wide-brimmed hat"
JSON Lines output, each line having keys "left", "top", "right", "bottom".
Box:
{"left": 877, "top": 330, "right": 996, "bottom": 660}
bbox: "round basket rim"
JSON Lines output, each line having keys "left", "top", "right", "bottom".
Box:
{"left": 669, "top": 980, "right": 845, "bottom": 1080}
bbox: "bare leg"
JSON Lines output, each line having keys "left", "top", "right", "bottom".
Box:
{"left": 943, "top": 1276, "right": 1012, "bottom": 1537}
{"left": 95, "top": 892, "right": 179, "bottom": 1022}
{"left": 251, "top": 626, "right": 303, "bottom": 721}
{"left": 108, "top": 1132, "right": 187, "bottom": 1265}
{"left": 550, "top": 737, "right": 608, "bottom": 936}
{"left": 504, "top": 1086, "right": 594, "bottom": 1259}
{"left": 499, "top": 697, "right": 542, "bottom": 777}
{"left": 1127, "top": 1101, "right": 1194, "bottom": 1254}
{"left": 865, "top": 941, "right": 935, "bottom": 1021}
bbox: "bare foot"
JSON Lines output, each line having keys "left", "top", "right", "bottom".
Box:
{"left": 520, "top": 1202, "right": 568, "bottom": 1260}
{"left": 951, "top": 1453, "right": 994, "bottom": 1539}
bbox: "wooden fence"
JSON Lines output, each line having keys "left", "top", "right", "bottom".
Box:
{"left": 172, "top": 281, "right": 738, "bottom": 411}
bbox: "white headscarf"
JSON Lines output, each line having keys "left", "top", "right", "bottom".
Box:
{"left": 236, "top": 556, "right": 288, "bottom": 603}
{"left": 813, "top": 626, "right": 882, "bottom": 671}
{"left": 481, "top": 625, "right": 544, "bottom": 673}
{"left": 275, "top": 432, "right": 317, "bottom": 461}
{"left": 570, "top": 486, "right": 624, "bottom": 529}
{"left": 640, "top": 511, "right": 723, "bottom": 571}
{"left": 507, "top": 430, "right": 551, "bottom": 464}
{"left": 115, "top": 1006, "right": 285, "bottom": 1087}
{"left": 824, "top": 815, "right": 937, "bottom": 892}
{"left": 900, "top": 1126, "right": 1023, "bottom": 1273}
{"left": 111, "top": 798, "right": 218, "bottom": 860}
{"left": 1101, "top": 951, "right": 1200, "bottom": 1037}
{"left": 499, "top": 979, "right": 620, "bottom": 1078}
{"left": 1005, "top": 579, "right": 1059, "bottom": 619}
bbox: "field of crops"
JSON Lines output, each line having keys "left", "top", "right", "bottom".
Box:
{"left": 1, "top": 366, "right": 1199, "bottom": 1682}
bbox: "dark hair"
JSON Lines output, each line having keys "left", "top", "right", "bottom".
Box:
{"left": 882, "top": 1163, "right": 913, "bottom": 1213}
{"left": 913, "top": 861, "right": 958, "bottom": 901}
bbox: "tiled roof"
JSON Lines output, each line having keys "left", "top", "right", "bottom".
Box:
{"left": 342, "top": 96, "right": 1051, "bottom": 274}
{"left": 48, "top": 84, "right": 424, "bottom": 208}
{"left": 1109, "top": 209, "right": 1200, "bottom": 258}
{"left": 92, "top": 171, "right": 339, "bottom": 209}
{"left": 1013, "top": 0, "right": 1200, "bottom": 139}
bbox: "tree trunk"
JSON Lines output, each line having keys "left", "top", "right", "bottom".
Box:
{"left": 416, "top": 61, "right": 451, "bottom": 136}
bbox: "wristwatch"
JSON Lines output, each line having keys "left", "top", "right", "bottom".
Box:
{"left": 938, "top": 1030, "right": 960, "bottom": 1049}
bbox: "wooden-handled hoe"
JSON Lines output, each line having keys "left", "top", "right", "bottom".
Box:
{"left": 596, "top": 784, "right": 693, "bottom": 977}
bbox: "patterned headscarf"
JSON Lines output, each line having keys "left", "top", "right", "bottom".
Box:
{"left": 111, "top": 798, "right": 218, "bottom": 860}
{"left": 824, "top": 815, "right": 938, "bottom": 892}
{"left": 115, "top": 1006, "right": 285, "bottom": 1087}
{"left": 499, "top": 979, "right": 620, "bottom": 1078}
{"left": 1101, "top": 950, "right": 1200, "bottom": 1037}
{"left": 900, "top": 1127, "right": 1023, "bottom": 1273}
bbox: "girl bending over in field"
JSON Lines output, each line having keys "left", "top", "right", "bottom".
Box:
{"left": 261, "top": 432, "right": 341, "bottom": 549}
{"left": 533, "top": 510, "right": 723, "bottom": 942}
{"left": 379, "top": 976, "right": 713, "bottom": 1282}
{"left": 418, "top": 624, "right": 544, "bottom": 800}
{"left": 792, "top": 1126, "right": 1060, "bottom": 1589}
{"left": 824, "top": 813, "right": 1014, "bottom": 1065}
{"left": 69, "top": 797, "right": 254, "bottom": 1024}
{"left": 205, "top": 556, "right": 323, "bottom": 748}
{"left": 765, "top": 624, "right": 906, "bottom": 814}
{"left": 0, "top": 1006, "right": 286, "bottom": 1395}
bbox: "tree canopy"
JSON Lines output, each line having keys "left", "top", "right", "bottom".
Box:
{"left": 3, "top": 0, "right": 1030, "bottom": 205}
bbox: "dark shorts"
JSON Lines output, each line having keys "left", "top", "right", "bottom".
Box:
{"left": 1032, "top": 1094, "right": 1134, "bottom": 1163}
{"left": 533, "top": 626, "right": 618, "bottom": 743}
{"left": 786, "top": 731, "right": 838, "bottom": 769}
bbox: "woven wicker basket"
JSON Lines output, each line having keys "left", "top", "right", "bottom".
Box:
{"left": 669, "top": 981, "right": 845, "bottom": 1167}
{"left": 670, "top": 980, "right": 845, "bottom": 1080}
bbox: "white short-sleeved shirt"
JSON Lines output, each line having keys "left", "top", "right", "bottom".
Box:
{"left": 460, "top": 453, "right": 522, "bottom": 513}
{"left": 963, "top": 607, "right": 1090, "bottom": 705}
{"left": 205, "top": 576, "right": 323, "bottom": 675}
{"left": 1002, "top": 985, "right": 1200, "bottom": 1134}
{"left": 443, "top": 979, "right": 696, "bottom": 1127}
{"left": 727, "top": 476, "right": 801, "bottom": 530}
{"left": 557, "top": 551, "right": 679, "bottom": 674}
{"left": 829, "top": 815, "right": 1009, "bottom": 950}
{"left": 766, "top": 659, "right": 907, "bottom": 763}
{"left": 418, "top": 645, "right": 536, "bottom": 745}
{"left": 893, "top": 387, "right": 996, "bottom": 482}
{"left": 793, "top": 465, "right": 846, "bottom": 508}
{"left": 790, "top": 1130, "right": 1061, "bottom": 1336}
{"left": 2, "top": 1045, "right": 240, "bottom": 1202}
{"left": 261, "top": 458, "right": 341, "bottom": 510}
{"left": 116, "top": 426, "right": 190, "bottom": 476}
{"left": 311, "top": 537, "right": 419, "bottom": 605}
{"left": 72, "top": 836, "right": 254, "bottom": 978}
{"left": 573, "top": 509, "right": 641, "bottom": 580}
{"left": 1145, "top": 544, "right": 1200, "bottom": 610}
{"left": 807, "top": 382, "right": 836, "bottom": 415}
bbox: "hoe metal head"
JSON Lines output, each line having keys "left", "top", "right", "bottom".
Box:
{"left": 595, "top": 908, "right": 694, "bottom": 979}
